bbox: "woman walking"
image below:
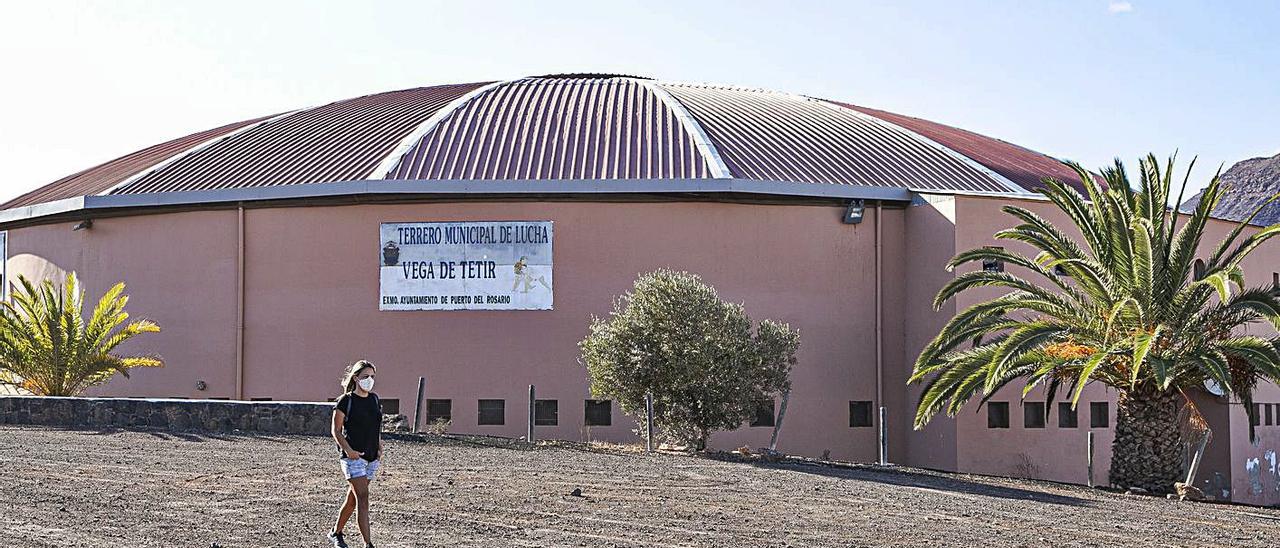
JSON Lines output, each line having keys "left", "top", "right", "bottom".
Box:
{"left": 328, "top": 360, "right": 382, "bottom": 548}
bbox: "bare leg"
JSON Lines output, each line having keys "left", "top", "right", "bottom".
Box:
{"left": 536, "top": 276, "right": 551, "bottom": 290}
{"left": 351, "top": 477, "right": 372, "bottom": 545}
{"left": 332, "top": 485, "right": 356, "bottom": 535}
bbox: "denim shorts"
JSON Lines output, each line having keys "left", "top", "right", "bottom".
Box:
{"left": 340, "top": 457, "right": 380, "bottom": 480}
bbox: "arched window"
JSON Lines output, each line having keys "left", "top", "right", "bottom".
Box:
{"left": 1193, "top": 259, "right": 1206, "bottom": 281}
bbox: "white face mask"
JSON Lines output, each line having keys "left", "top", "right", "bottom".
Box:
{"left": 357, "top": 377, "right": 375, "bottom": 392}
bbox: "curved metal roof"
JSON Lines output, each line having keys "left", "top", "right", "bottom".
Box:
{"left": 4, "top": 75, "right": 1093, "bottom": 215}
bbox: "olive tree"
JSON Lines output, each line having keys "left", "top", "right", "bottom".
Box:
{"left": 580, "top": 269, "right": 799, "bottom": 450}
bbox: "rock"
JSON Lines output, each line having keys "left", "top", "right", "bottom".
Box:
{"left": 569, "top": 488, "right": 583, "bottom": 497}
{"left": 1175, "top": 482, "right": 1205, "bottom": 501}
{"left": 1125, "top": 487, "right": 1149, "bottom": 496}
{"left": 1181, "top": 153, "right": 1280, "bottom": 224}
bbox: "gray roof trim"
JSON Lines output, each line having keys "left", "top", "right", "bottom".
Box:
{"left": 0, "top": 179, "right": 911, "bottom": 225}
{"left": 0, "top": 196, "right": 88, "bottom": 224}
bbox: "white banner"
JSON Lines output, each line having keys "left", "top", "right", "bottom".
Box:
{"left": 379, "top": 221, "right": 553, "bottom": 310}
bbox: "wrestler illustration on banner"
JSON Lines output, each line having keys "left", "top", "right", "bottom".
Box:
{"left": 512, "top": 256, "right": 551, "bottom": 293}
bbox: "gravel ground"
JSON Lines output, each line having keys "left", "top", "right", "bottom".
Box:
{"left": 2, "top": 425, "right": 1277, "bottom": 547}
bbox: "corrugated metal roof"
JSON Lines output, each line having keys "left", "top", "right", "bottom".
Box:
{"left": 7, "top": 75, "right": 1100, "bottom": 213}
{"left": 113, "top": 83, "right": 486, "bottom": 195}
{"left": 658, "top": 84, "right": 1015, "bottom": 193}
{"left": 385, "top": 78, "right": 711, "bottom": 180}
{"left": 0, "top": 116, "right": 269, "bottom": 209}
{"left": 841, "top": 104, "right": 1093, "bottom": 194}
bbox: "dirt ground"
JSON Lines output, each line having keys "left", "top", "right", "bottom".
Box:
{"left": 2, "top": 426, "right": 1278, "bottom": 547}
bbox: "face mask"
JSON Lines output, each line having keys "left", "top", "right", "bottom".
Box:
{"left": 357, "top": 377, "right": 375, "bottom": 392}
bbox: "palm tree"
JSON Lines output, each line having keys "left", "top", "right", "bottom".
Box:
{"left": 910, "top": 154, "right": 1280, "bottom": 493}
{"left": 0, "top": 273, "right": 162, "bottom": 396}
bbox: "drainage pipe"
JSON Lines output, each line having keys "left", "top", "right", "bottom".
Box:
{"left": 235, "top": 206, "right": 245, "bottom": 400}
{"left": 874, "top": 202, "right": 885, "bottom": 461}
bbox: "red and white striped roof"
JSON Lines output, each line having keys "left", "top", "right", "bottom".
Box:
{"left": 3, "top": 74, "right": 1093, "bottom": 211}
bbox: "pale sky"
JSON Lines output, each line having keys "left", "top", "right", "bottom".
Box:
{"left": 1, "top": 1, "right": 1277, "bottom": 203}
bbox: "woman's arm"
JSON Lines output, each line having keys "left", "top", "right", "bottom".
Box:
{"left": 332, "top": 410, "right": 362, "bottom": 460}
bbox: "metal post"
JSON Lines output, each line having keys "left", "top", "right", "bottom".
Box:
{"left": 645, "top": 392, "right": 654, "bottom": 453}
{"left": 878, "top": 406, "right": 888, "bottom": 465}
{"left": 769, "top": 390, "right": 790, "bottom": 453}
{"left": 411, "top": 376, "right": 426, "bottom": 434}
{"left": 527, "top": 384, "right": 536, "bottom": 443}
{"left": 1185, "top": 433, "right": 1210, "bottom": 486}
{"left": 1087, "top": 430, "right": 1095, "bottom": 488}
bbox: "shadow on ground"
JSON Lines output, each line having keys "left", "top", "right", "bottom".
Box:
{"left": 761, "top": 459, "right": 1092, "bottom": 506}
{"left": 64, "top": 426, "right": 291, "bottom": 443}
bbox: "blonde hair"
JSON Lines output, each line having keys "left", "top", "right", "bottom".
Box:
{"left": 340, "top": 360, "right": 375, "bottom": 394}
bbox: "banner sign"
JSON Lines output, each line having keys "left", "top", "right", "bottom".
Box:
{"left": 379, "top": 221, "right": 553, "bottom": 310}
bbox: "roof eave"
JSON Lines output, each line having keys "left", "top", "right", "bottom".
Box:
{"left": 0, "top": 179, "right": 921, "bottom": 228}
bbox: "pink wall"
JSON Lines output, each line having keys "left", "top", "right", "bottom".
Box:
{"left": 951, "top": 195, "right": 1280, "bottom": 500}
{"left": 6, "top": 210, "right": 240, "bottom": 399}
{"left": 5, "top": 201, "right": 892, "bottom": 460}
{"left": 239, "top": 201, "right": 891, "bottom": 460}
{"left": 1228, "top": 383, "right": 1280, "bottom": 505}
{"left": 900, "top": 195, "right": 960, "bottom": 471}
{"left": 7, "top": 191, "right": 1279, "bottom": 504}
{"left": 924, "top": 196, "right": 1118, "bottom": 485}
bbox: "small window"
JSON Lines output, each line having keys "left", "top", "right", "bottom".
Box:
{"left": 1253, "top": 403, "right": 1263, "bottom": 427}
{"left": 982, "top": 247, "right": 1004, "bottom": 272}
{"left": 849, "top": 401, "right": 874, "bottom": 427}
{"left": 1023, "top": 402, "right": 1046, "bottom": 428}
{"left": 1193, "top": 259, "right": 1206, "bottom": 281}
{"left": 750, "top": 399, "right": 776, "bottom": 427}
{"left": 380, "top": 398, "right": 400, "bottom": 415}
{"left": 1058, "top": 402, "right": 1078, "bottom": 428}
{"left": 426, "top": 399, "right": 452, "bottom": 422}
{"left": 988, "top": 402, "right": 1010, "bottom": 428}
{"left": 1090, "top": 402, "right": 1109, "bottom": 428}
{"left": 478, "top": 399, "right": 505, "bottom": 425}
{"left": 1273, "top": 272, "right": 1278, "bottom": 289}
{"left": 249, "top": 397, "right": 273, "bottom": 401}
{"left": 1275, "top": 404, "right": 1280, "bottom": 426}
{"left": 535, "top": 399, "right": 558, "bottom": 426}
{"left": 1266, "top": 403, "right": 1274, "bottom": 426}
{"left": 584, "top": 399, "right": 612, "bottom": 426}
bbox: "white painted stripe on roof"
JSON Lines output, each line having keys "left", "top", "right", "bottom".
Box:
{"left": 637, "top": 80, "right": 732, "bottom": 179}
{"left": 813, "top": 98, "right": 1034, "bottom": 196}
{"left": 365, "top": 81, "right": 508, "bottom": 180}
{"left": 96, "top": 110, "right": 302, "bottom": 196}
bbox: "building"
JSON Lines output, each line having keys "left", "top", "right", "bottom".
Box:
{"left": 2, "top": 74, "right": 1277, "bottom": 504}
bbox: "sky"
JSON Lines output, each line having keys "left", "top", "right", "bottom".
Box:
{"left": 0, "top": 0, "right": 1277, "bottom": 203}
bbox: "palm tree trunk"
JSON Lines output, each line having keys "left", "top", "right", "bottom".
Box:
{"left": 1108, "top": 385, "right": 1183, "bottom": 493}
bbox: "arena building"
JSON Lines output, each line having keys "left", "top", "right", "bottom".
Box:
{"left": 2, "top": 74, "right": 1277, "bottom": 504}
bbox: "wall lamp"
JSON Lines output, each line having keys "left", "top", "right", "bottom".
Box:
{"left": 72, "top": 219, "right": 93, "bottom": 231}
{"left": 842, "top": 199, "right": 865, "bottom": 225}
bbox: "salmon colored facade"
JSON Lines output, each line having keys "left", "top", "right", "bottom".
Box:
{"left": 5, "top": 75, "right": 1278, "bottom": 505}
{"left": 4, "top": 193, "right": 1278, "bottom": 505}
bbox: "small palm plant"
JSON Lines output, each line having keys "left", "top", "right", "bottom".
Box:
{"left": 0, "top": 273, "right": 162, "bottom": 396}
{"left": 910, "top": 154, "right": 1280, "bottom": 493}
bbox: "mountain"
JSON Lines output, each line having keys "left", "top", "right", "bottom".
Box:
{"left": 1180, "top": 153, "right": 1280, "bottom": 224}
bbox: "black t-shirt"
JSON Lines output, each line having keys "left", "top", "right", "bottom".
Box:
{"left": 335, "top": 392, "right": 382, "bottom": 462}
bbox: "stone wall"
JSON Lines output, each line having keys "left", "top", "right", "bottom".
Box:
{"left": 0, "top": 396, "right": 332, "bottom": 435}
